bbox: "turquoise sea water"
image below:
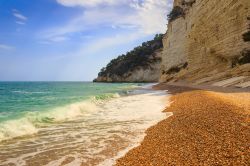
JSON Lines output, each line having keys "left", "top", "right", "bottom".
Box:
{"left": 0, "top": 82, "right": 168, "bottom": 166}
{"left": 0, "top": 82, "right": 137, "bottom": 123}
{"left": 0, "top": 82, "right": 138, "bottom": 140}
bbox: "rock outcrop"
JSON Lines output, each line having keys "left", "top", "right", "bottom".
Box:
{"left": 160, "top": 0, "right": 250, "bottom": 86}
{"left": 94, "top": 34, "right": 163, "bottom": 82}
{"left": 95, "top": 50, "right": 162, "bottom": 82}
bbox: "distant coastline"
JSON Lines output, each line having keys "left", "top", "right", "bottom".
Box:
{"left": 94, "top": 34, "right": 163, "bottom": 83}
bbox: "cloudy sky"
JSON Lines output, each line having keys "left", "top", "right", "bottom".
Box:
{"left": 0, "top": 0, "right": 173, "bottom": 81}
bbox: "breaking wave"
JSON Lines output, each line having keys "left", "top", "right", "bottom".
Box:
{"left": 0, "top": 92, "right": 120, "bottom": 142}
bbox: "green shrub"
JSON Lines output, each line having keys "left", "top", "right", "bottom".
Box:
{"left": 167, "top": 6, "right": 185, "bottom": 22}
{"left": 181, "top": 0, "right": 196, "bottom": 7}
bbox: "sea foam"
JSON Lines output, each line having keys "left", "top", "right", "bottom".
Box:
{"left": 0, "top": 118, "right": 38, "bottom": 142}
{"left": 0, "top": 98, "right": 105, "bottom": 142}
{"left": 0, "top": 92, "right": 121, "bottom": 142}
{"left": 0, "top": 88, "right": 171, "bottom": 166}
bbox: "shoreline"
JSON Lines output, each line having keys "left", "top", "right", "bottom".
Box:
{"left": 0, "top": 83, "right": 172, "bottom": 165}
{"left": 98, "top": 85, "right": 172, "bottom": 166}
{"left": 115, "top": 83, "right": 250, "bottom": 165}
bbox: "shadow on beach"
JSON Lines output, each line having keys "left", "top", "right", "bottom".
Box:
{"left": 153, "top": 82, "right": 250, "bottom": 94}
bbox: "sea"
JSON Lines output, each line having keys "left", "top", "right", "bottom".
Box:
{"left": 0, "top": 82, "right": 170, "bottom": 166}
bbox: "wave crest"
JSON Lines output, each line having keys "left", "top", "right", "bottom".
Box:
{"left": 0, "top": 100, "right": 100, "bottom": 142}
{"left": 0, "top": 92, "right": 121, "bottom": 142}
{"left": 91, "top": 93, "right": 120, "bottom": 104}
{"left": 0, "top": 118, "right": 38, "bottom": 142}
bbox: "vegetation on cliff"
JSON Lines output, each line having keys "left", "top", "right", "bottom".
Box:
{"left": 243, "top": 31, "right": 250, "bottom": 42}
{"left": 96, "top": 34, "right": 163, "bottom": 80}
{"left": 243, "top": 17, "right": 250, "bottom": 42}
{"left": 167, "top": 6, "right": 185, "bottom": 22}
{"left": 232, "top": 50, "right": 250, "bottom": 67}
{"left": 163, "top": 62, "right": 188, "bottom": 75}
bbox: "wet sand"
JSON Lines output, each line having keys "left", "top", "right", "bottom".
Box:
{"left": 116, "top": 84, "right": 250, "bottom": 166}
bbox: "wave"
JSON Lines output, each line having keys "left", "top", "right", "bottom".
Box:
{"left": 0, "top": 118, "right": 38, "bottom": 142}
{"left": 0, "top": 92, "right": 121, "bottom": 142}
{"left": 91, "top": 93, "right": 120, "bottom": 104}
{"left": 28, "top": 101, "right": 99, "bottom": 124}
{"left": 0, "top": 101, "right": 98, "bottom": 142}
{"left": 12, "top": 90, "right": 49, "bottom": 94}
{"left": 0, "top": 88, "right": 170, "bottom": 165}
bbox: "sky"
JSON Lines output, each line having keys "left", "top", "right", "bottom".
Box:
{"left": 0, "top": 0, "right": 173, "bottom": 81}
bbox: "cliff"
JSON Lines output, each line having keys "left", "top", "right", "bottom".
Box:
{"left": 94, "top": 34, "right": 163, "bottom": 82}
{"left": 95, "top": 0, "right": 250, "bottom": 86}
{"left": 160, "top": 0, "right": 250, "bottom": 87}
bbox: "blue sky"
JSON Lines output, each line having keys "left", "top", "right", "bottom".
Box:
{"left": 0, "top": 0, "right": 173, "bottom": 81}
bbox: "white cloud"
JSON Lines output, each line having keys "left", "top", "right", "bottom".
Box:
{"left": 49, "top": 36, "right": 69, "bottom": 42}
{"left": 51, "top": 32, "right": 144, "bottom": 80}
{"left": 12, "top": 9, "right": 18, "bottom": 12}
{"left": 38, "top": 41, "right": 51, "bottom": 45}
{"left": 13, "top": 13, "right": 27, "bottom": 21}
{"left": 40, "top": 0, "right": 173, "bottom": 42}
{"left": 46, "top": 32, "right": 142, "bottom": 60}
{"left": 128, "top": 0, "right": 171, "bottom": 34}
{"left": 56, "top": 0, "right": 121, "bottom": 7}
{"left": 78, "top": 32, "right": 142, "bottom": 55}
{"left": 15, "top": 21, "right": 26, "bottom": 25}
{"left": 0, "top": 44, "right": 15, "bottom": 50}
{"left": 12, "top": 9, "right": 28, "bottom": 25}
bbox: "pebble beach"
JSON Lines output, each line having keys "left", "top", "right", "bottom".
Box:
{"left": 116, "top": 84, "right": 250, "bottom": 166}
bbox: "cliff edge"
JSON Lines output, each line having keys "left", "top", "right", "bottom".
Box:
{"left": 160, "top": 0, "right": 250, "bottom": 88}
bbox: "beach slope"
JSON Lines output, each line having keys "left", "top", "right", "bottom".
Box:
{"left": 116, "top": 84, "right": 250, "bottom": 166}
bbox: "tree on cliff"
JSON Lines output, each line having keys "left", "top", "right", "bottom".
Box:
{"left": 97, "top": 34, "right": 163, "bottom": 78}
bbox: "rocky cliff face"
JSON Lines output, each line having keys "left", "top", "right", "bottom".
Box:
{"left": 160, "top": 0, "right": 250, "bottom": 86}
